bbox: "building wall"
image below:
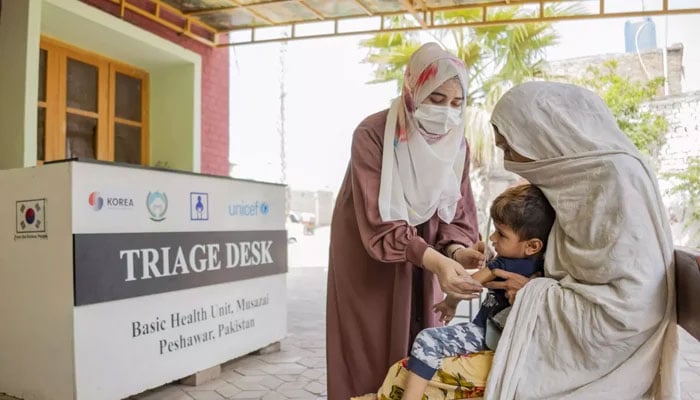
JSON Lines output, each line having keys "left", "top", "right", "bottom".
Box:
{"left": 79, "top": 0, "right": 229, "bottom": 176}
{"left": 290, "top": 190, "right": 316, "bottom": 217}
{"left": 315, "top": 190, "right": 335, "bottom": 227}
{"left": 652, "top": 92, "right": 700, "bottom": 173}
{"left": 474, "top": 90, "right": 700, "bottom": 247}
{"left": 0, "top": 0, "right": 42, "bottom": 169}
{"left": 289, "top": 189, "right": 335, "bottom": 227}
{"left": 541, "top": 45, "right": 699, "bottom": 245}
{"left": 544, "top": 44, "right": 684, "bottom": 96}
{"left": 648, "top": 92, "right": 700, "bottom": 246}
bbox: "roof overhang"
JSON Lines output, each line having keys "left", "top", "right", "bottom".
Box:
{"left": 109, "top": 0, "right": 700, "bottom": 46}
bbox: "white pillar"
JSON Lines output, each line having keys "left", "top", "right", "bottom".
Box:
{"left": 0, "top": 0, "right": 42, "bottom": 169}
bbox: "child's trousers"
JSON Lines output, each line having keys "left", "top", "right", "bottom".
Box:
{"left": 407, "top": 322, "right": 487, "bottom": 380}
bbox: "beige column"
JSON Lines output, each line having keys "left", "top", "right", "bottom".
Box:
{"left": 0, "top": 0, "right": 42, "bottom": 169}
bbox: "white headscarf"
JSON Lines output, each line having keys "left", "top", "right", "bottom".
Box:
{"left": 485, "top": 82, "right": 678, "bottom": 399}
{"left": 377, "top": 43, "right": 469, "bottom": 226}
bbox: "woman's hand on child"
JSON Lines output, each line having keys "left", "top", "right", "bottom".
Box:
{"left": 484, "top": 269, "right": 539, "bottom": 304}
{"left": 452, "top": 245, "right": 486, "bottom": 269}
{"left": 470, "top": 241, "right": 495, "bottom": 265}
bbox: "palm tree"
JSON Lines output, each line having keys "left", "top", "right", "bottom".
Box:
{"left": 361, "top": 4, "right": 578, "bottom": 167}
{"left": 361, "top": 4, "right": 579, "bottom": 233}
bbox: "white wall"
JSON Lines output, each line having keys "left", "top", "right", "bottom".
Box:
{"left": 649, "top": 92, "right": 700, "bottom": 247}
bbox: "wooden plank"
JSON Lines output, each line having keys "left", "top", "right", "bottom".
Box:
{"left": 65, "top": 108, "right": 100, "bottom": 119}
{"left": 41, "top": 39, "right": 62, "bottom": 162}
{"left": 141, "top": 72, "right": 150, "bottom": 166}
{"left": 57, "top": 47, "right": 67, "bottom": 160}
{"left": 106, "top": 63, "right": 116, "bottom": 162}
{"left": 113, "top": 117, "right": 142, "bottom": 128}
{"left": 98, "top": 57, "right": 110, "bottom": 161}
{"left": 110, "top": 62, "right": 149, "bottom": 166}
{"left": 676, "top": 247, "right": 700, "bottom": 342}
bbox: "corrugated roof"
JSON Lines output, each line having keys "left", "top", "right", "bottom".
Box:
{"left": 111, "top": 0, "right": 700, "bottom": 46}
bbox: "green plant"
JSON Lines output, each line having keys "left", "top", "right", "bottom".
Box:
{"left": 360, "top": 4, "right": 580, "bottom": 166}
{"left": 666, "top": 157, "right": 700, "bottom": 242}
{"left": 360, "top": 6, "right": 583, "bottom": 239}
{"left": 579, "top": 60, "right": 668, "bottom": 156}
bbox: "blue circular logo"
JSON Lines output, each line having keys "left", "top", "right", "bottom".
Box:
{"left": 146, "top": 191, "right": 168, "bottom": 222}
{"left": 260, "top": 202, "right": 270, "bottom": 215}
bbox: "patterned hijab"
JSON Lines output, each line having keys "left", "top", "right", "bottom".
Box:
{"left": 378, "top": 43, "right": 469, "bottom": 226}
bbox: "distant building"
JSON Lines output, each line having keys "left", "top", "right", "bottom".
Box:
{"left": 290, "top": 189, "right": 335, "bottom": 227}
{"left": 541, "top": 43, "right": 699, "bottom": 246}
{"left": 542, "top": 44, "right": 684, "bottom": 97}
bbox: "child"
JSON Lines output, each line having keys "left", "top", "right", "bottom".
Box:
{"left": 401, "top": 184, "right": 556, "bottom": 400}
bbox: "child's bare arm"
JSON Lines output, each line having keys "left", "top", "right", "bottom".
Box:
{"left": 471, "top": 268, "right": 497, "bottom": 285}
{"left": 442, "top": 268, "right": 496, "bottom": 307}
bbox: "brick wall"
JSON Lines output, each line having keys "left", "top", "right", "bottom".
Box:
{"left": 80, "top": 0, "right": 230, "bottom": 176}
{"left": 544, "top": 44, "right": 684, "bottom": 97}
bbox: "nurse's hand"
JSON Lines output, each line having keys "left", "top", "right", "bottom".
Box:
{"left": 452, "top": 244, "right": 486, "bottom": 269}
{"left": 423, "top": 248, "right": 482, "bottom": 300}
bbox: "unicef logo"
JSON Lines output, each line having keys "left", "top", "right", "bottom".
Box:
{"left": 146, "top": 191, "right": 168, "bottom": 222}
{"left": 228, "top": 200, "right": 271, "bottom": 217}
{"left": 88, "top": 192, "right": 104, "bottom": 211}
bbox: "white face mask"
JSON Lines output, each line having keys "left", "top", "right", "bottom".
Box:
{"left": 414, "top": 104, "right": 463, "bottom": 135}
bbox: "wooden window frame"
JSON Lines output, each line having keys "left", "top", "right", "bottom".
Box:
{"left": 39, "top": 36, "right": 149, "bottom": 165}
{"left": 110, "top": 61, "right": 150, "bottom": 165}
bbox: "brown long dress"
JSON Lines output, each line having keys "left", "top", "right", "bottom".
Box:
{"left": 326, "top": 110, "right": 479, "bottom": 400}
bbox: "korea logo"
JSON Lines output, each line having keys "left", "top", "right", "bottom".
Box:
{"left": 146, "top": 191, "right": 168, "bottom": 222}
{"left": 88, "top": 192, "right": 104, "bottom": 211}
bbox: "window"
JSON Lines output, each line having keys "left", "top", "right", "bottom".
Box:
{"left": 38, "top": 37, "right": 149, "bottom": 165}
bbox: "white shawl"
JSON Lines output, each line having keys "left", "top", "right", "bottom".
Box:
{"left": 378, "top": 43, "right": 468, "bottom": 226}
{"left": 485, "top": 81, "right": 678, "bottom": 399}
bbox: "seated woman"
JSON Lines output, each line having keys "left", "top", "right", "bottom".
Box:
{"left": 359, "top": 81, "right": 678, "bottom": 400}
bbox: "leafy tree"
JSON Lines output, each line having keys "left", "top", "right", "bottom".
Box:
{"left": 666, "top": 157, "right": 700, "bottom": 245}
{"left": 360, "top": 5, "right": 580, "bottom": 233}
{"left": 578, "top": 60, "right": 668, "bottom": 156}
{"left": 360, "top": 4, "right": 578, "bottom": 166}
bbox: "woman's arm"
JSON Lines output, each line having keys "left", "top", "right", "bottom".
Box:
{"left": 348, "top": 124, "right": 428, "bottom": 265}
{"left": 348, "top": 121, "right": 482, "bottom": 298}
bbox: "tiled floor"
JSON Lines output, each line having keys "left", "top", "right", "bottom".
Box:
{"left": 1, "top": 266, "right": 698, "bottom": 399}
{"left": 129, "top": 267, "right": 327, "bottom": 400}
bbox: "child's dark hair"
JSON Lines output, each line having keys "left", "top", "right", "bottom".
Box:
{"left": 490, "top": 184, "right": 555, "bottom": 251}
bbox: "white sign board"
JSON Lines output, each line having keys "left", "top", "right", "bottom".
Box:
{"left": 0, "top": 161, "right": 288, "bottom": 400}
